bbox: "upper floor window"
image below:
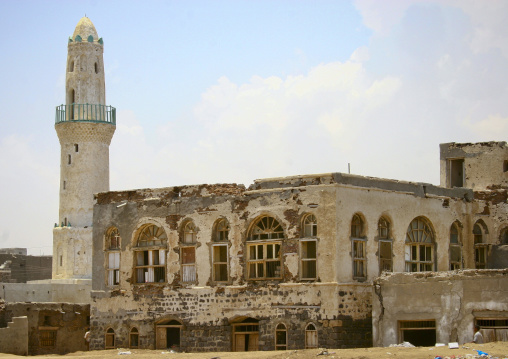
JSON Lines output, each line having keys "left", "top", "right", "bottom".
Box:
{"left": 134, "top": 224, "right": 167, "bottom": 283}
{"left": 302, "top": 214, "right": 317, "bottom": 237}
{"left": 181, "top": 220, "right": 198, "bottom": 283}
{"left": 500, "top": 227, "right": 508, "bottom": 245}
{"left": 212, "top": 218, "right": 229, "bottom": 282}
{"left": 105, "top": 227, "right": 120, "bottom": 286}
{"left": 300, "top": 239, "right": 317, "bottom": 280}
{"left": 450, "top": 222, "right": 462, "bottom": 270}
{"left": 247, "top": 216, "right": 284, "bottom": 279}
{"left": 405, "top": 217, "right": 435, "bottom": 272}
{"left": 378, "top": 217, "right": 392, "bottom": 273}
{"left": 474, "top": 220, "right": 488, "bottom": 269}
{"left": 351, "top": 213, "right": 366, "bottom": 279}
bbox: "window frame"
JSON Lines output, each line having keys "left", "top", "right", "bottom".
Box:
{"left": 212, "top": 243, "right": 229, "bottom": 283}
{"left": 105, "top": 227, "right": 121, "bottom": 286}
{"left": 105, "top": 328, "right": 115, "bottom": 349}
{"left": 275, "top": 323, "right": 287, "bottom": 351}
{"left": 473, "top": 221, "right": 488, "bottom": 269}
{"left": 300, "top": 239, "right": 317, "bottom": 280}
{"left": 405, "top": 217, "right": 435, "bottom": 272}
{"left": 180, "top": 220, "right": 198, "bottom": 283}
{"left": 129, "top": 327, "right": 139, "bottom": 349}
{"left": 449, "top": 222, "right": 462, "bottom": 270}
{"left": 351, "top": 214, "right": 367, "bottom": 280}
{"left": 247, "top": 241, "right": 282, "bottom": 280}
{"left": 302, "top": 214, "right": 318, "bottom": 238}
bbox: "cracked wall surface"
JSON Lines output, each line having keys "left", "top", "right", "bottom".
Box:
{"left": 88, "top": 167, "right": 507, "bottom": 351}
{"left": 372, "top": 269, "right": 508, "bottom": 346}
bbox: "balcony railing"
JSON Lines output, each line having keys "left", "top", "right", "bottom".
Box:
{"left": 55, "top": 103, "right": 116, "bottom": 125}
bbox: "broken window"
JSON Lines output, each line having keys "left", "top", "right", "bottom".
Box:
{"left": 378, "top": 217, "right": 392, "bottom": 273}
{"left": 105, "top": 227, "right": 121, "bottom": 286}
{"left": 134, "top": 224, "right": 167, "bottom": 284}
{"left": 302, "top": 214, "right": 317, "bottom": 237}
{"left": 399, "top": 320, "right": 436, "bottom": 347}
{"left": 275, "top": 323, "right": 287, "bottom": 350}
{"left": 405, "top": 217, "right": 435, "bottom": 272}
{"left": 450, "top": 222, "right": 462, "bottom": 270}
{"left": 248, "top": 216, "right": 284, "bottom": 241}
{"left": 300, "top": 239, "right": 317, "bottom": 280}
{"left": 105, "top": 328, "right": 115, "bottom": 349}
{"left": 474, "top": 221, "right": 488, "bottom": 269}
{"left": 212, "top": 218, "right": 229, "bottom": 282}
{"left": 449, "top": 158, "right": 464, "bottom": 187}
{"left": 305, "top": 323, "right": 318, "bottom": 349}
{"left": 351, "top": 214, "right": 367, "bottom": 279}
{"left": 180, "top": 220, "right": 197, "bottom": 283}
{"left": 129, "top": 327, "right": 139, "bottom": 349}
{"left": 246, "top": 216, "right": 284, "bottom": 280}
{"left": 248, "top": 242, "right": 282, "bottom": 279}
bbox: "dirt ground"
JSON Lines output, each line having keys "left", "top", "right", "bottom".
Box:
{"left": 1, "top": 342, "right": 508, "bottom": 359}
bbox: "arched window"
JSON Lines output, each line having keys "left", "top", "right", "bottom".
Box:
{"left": 302, "top": 214, "right": 317, "bottom": 237}
{"left": 182, "top": 221, "right": 197, "bottom": 244}
{"left": 500, "top": 227, "right": 508, "bottom": 245}
{"left": 351, "top": 213, "right": 366, "bottom": 279}
{"left": 129, "top": 327, "right": 139, "bottom": 349}
{"left": 474, "top": 220, "right": 488, "bottom": 269}
{"left": 378, "top": 217, "right": 392, "bottom": 272}
{"left": 247, "top": 216, "right": 284, "bottom": 279}
{"left": 449, "top": 222, "right": 462, "bottom": 270}
{"left": 212, "top": 218, "right": 229, "bottom": 282}
{"left": 301, "top": 214, "right": 317, "bottom": 280}
{"left": 275, "top": 323, "right": 287, "bottom": 350}
{"left": 105, "top": 328, "right": 115, "bottom": 349}
{"left": 105, "top": 227, "right": 120, "bottom": 286}
{"left": 248, "top": 216, "right": 284, "bottom": 241}
{"left": 134, "top": 224, "right": 167, "bottom": 283}
{"left": 305, "top": 323, "right": 318, "bottom": 349}
{"left": 405, "top": 217, "right": 435, "bottom": 272}
{"left": 181, "top": 220, "right": 197, "bottom": 283}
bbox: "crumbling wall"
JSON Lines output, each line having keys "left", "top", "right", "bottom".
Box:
{"left": 0, "top": 302, "right": 90, "bottom": 355}
{"left": 0, "top": 316, "right": 28, "bottom": 355}
{"left": 372, "top": 269, "right": 508, "bottom": 347}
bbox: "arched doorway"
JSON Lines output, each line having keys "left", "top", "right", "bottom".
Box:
{"left": 232, "top": 317, "right": 259, "bottom": 352}
{"left": 155, "top": 319, "right": 182, "bottom": 350}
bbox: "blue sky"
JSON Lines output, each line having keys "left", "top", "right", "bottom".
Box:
{"left": 0, "top": 0, "right": 507, "bottom": 255}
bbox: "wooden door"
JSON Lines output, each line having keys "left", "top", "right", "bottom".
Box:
{"left": 156, "top": 327, "right": 167, "bottom": 349}
{"left": 234, "top": 334, "right": 245, "bottom": 352}
{"left": 248, "top": 334, "right": 258, "bottom": 351}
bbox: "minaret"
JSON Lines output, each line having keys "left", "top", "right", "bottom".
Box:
{"left": 53, "top": 17, "right": 115, "bottom": 280}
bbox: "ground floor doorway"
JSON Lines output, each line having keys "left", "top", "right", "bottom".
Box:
{"left": 156, "top": 319, "right": 182, "bottom": 350}
{"left": 232, "top": 317, "right": 259, "bottom": 352}
{"left": 398, "top": 320, "right": 436, "bottom": 347}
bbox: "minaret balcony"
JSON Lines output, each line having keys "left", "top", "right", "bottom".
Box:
{"left": 55, "top": 104, "right": 116, "bottom": 125}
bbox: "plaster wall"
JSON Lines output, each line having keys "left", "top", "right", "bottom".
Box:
{"left": 53, "top": 227, "right": 93, "bottom": 279}
{"left": 440, "top": 142, "right": 508, "bottom": 190}
{"left": 372, "top": 269, "right": 508, "bottom": 347}
{"left": 1, "top": 282, "right": 91, "bottom": 303}
{"left": 0, "top": 316, "right": 28, "bottom": 356}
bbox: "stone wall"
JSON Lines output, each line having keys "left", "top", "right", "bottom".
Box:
{"left": 0, "top": 316, "right": 28, "bottom": 355}
{"left": 0, "top": 253, "right": 52, "bottom": 283}
{"left": 372, "top": 269, "right": 508, "bottom": 347}
{"left": 0, "top": 302, "right": 90, "bottom": 355}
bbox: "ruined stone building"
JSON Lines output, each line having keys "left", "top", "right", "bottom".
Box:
{"left": 1, "top": 16, "right": 508, "bottom": 356}
{"left": 89, "top": 141, "right": 508, "bottom": 351}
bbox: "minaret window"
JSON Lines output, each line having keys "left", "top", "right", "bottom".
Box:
{"left": 63, "top": 181, "right": 66, "bottom": 190}
{"left": 68, "top": 154, "right": 71, "bottom": 165}
{"left": 69, "top": 61, "right": 74, "bottom": 72}
{"left": 74, "top": 144, "right": 79, "bottom": 152}
{"left": 94, "top": 62, "right": 99, "bottom": 74}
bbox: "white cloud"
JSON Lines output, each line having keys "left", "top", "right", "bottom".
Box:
{"left": 463, "top": 114, "right": 508, "bottom": 140}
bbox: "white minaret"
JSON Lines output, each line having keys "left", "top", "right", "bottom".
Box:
{"left": 53, "top": 17, "right": 115, "bottom": 280}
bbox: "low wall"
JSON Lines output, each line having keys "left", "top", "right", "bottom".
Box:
{"left": 372, "top": 269, "right": 508, "bottom": 347}
{"left": 0, "top": 281, "right": 91, "bottom": 303}
{"left": 0, "top": 316, "right": 28, "bottom": 355}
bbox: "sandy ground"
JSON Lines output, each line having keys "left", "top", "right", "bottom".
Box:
{"left": 1, "top": 342, "right": 508, "bottom": 359}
